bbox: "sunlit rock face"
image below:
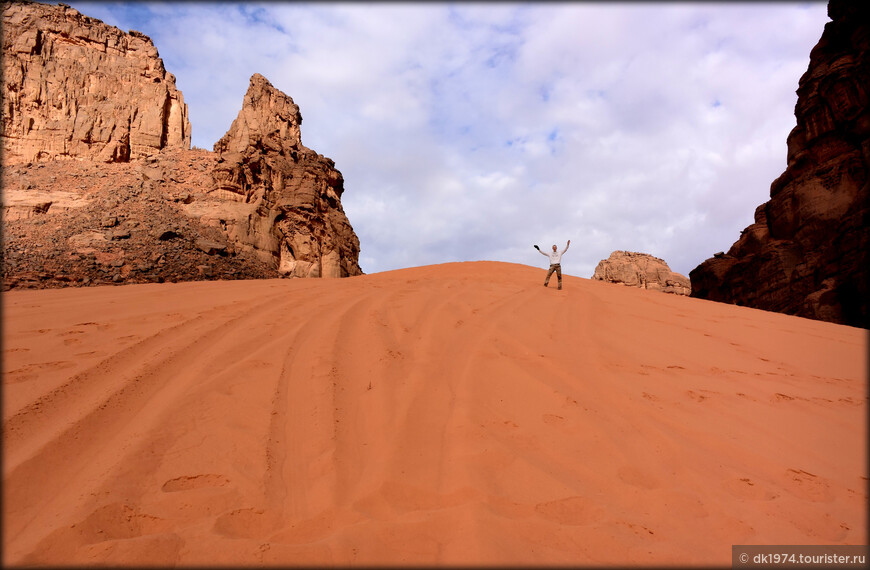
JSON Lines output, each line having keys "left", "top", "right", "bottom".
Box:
{"left": 593, "top": 251, "right": 691, "bottom": 296}
{"left": 2, "top": 3, "right": 362, "bottom": 289}
{"left": 211, "top": 73, "right": 362, "bottom": 278}
{"left": 1, "top": 1, "right": 191, "bottom": 164}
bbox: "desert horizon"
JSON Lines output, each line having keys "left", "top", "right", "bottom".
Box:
{"left": 3, "top": 261, "right": 866, "bottom": 566}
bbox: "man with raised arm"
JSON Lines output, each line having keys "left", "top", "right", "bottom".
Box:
{"left": 534, "top": 240, "right": 570, "bottom": 290}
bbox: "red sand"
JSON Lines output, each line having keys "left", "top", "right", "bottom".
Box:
{"left": 3, "top": 261, "right": 866, "bottom": 565}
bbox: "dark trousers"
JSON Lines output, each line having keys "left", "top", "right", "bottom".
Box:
{"left": 545, "top": 263, "right": 562, "bottom": 286}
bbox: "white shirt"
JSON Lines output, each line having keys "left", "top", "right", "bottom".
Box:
{"left": 539, "top": 244, "right": 569, "bottom": 265}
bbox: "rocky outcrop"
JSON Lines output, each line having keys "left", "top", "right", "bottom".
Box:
{"left": 592, "top": 251, "right": 691, "bottom": 295}
{"left": 690, "top": 0, "right": 869, "bottom": 328}
{"left": 1, "top": 1, "right": 190, "bottom": 163}
{"left": 2, "top": 2, "right": 363, "bottom": 288}
{"left": 208, "top": 73, "right": 362, "bottom": 278}
{"left": 1, "top": 150, "right": 276, "bottom": 289}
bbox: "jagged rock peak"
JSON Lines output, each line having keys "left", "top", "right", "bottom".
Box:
{"left": 209, "top": 74, "right": 362, "bottom": 279}
{"left": 214, "top": 73, "right": 303, "bottom": 156}
{"left": 1, "top": 0, "right": 191, "bottom": 163}
{"left": 592, "top": 251, "right": 691, "bottom": 296}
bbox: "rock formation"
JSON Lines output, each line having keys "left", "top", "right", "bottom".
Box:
{"left": 592, "top": 251, "right": 691, "bottom": 295}
{"left": 2, "top": 149, "right": 277, "bottom": 288}
{"left": 1, "top": 1, "right": 191, "bottom": 163}
{"left": 690, "top": 0, "right": 869, "bottom": 328}
{"left": 1, "top": 1, "right": 363, "bottom": 289}
{"left": 208, "top": 74, "right": 362, "bottom": 278}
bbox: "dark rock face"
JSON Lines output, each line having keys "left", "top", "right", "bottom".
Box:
{"left": 690, "top": 0, "right": 869, "bottom": 328}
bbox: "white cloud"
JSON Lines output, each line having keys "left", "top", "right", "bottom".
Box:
{"left": 67, "top": 1, "right": 830, "bottom": 278}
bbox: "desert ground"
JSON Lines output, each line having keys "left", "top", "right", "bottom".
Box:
{"left": 2, "top": 261, "right": 866, "bottom": 566}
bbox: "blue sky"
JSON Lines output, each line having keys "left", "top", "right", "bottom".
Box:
{"left": 67, "top": 1, "right": 830, "bottom": 277}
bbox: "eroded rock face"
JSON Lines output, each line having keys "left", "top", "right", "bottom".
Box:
{"left": 209, "top": 73, "right": 362, "bottom": 278}
{"left": 592, "top": 251, "right": 691, "bottom": 295}
{"left": 1, "top": 150, "right": 277, "bottom": 289}
{"left": 1, "top": 0, "right": 190, "bottom": 163}
{"left": 2, "top": 3, "right": 363, "bottom": 288}
{"left": 689, "top": 0, "right": 869, "bottom": 328}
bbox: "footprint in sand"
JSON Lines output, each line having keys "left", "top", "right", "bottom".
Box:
{"left": 21, "top": 329, "right": 52, "bottom": 334}
{"left": 837, "top": 397, "right": 861, "bottom": 406}
{"left": 60, "top": 503, "right": 170, "bottom": 544}
{"left": 686, "top": 390, "right": 709, "bottom": 402}
{"left": 3, "top": 371, "right": 36, "bottom": 384}
{"left": 79, "top": 322, "right": 112, "bottom": 331}
{"left": 787, "top": 510, "right": 850, "bottom": 542}
{"left": 617, "top": 465, "right": 660, "bottom": 490}
{"left": 161, "top": 474, "right": 229, "bottom": 493}
{"left": 58, "top": 329, "right": 85, "bottom": 337}
{"left": 617, "top": 520, "right": 656, "bottom": 535}
{"left": 5, "top": 361, "right": 75, "bottom": 383}
{"left": 722, "top": 477, "right": 778, "bottom": 500}
{"left": 485, "top": 495, "right": 534, "bottom": 519}
{"left": 782, "top": 468, "right": 833, "bottom": 502}
{"left": 542, "top": 413, "right": 565, "bottom": 426}
{"left": 246, "top": 359, "right": 274, "bottom": 370}
{"left": 657, "top": 490, "right": 708, "bottom": 519}
{"left": 213, "top": 508, "right": 282, "bottom": 539}
{"left": 74, "top": 350, "right": 105, "bottom": 358}
{"left": 535, "top": 496, "right": 603, "bottom": 525}
{"left": 269, "top": 514, "right": 337, "bottom": 545}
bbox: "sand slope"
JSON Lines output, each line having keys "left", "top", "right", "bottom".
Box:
{"left": 2, "top": 261, "right": 866, "bottom": 566}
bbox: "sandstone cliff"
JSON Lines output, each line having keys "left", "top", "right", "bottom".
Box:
{"left": 592, "top": 251, "right": 691, "bottom": 295}
{"left": 690, "top": 0, "right": 869, "bottom": 328}
{"left": 1, "top": 1, "right": 362, "bottom": 288}
{"left": 1, "top": 1, "right": 191, "bottom": 163}
{"left": 207, "top": 74, "right": 362, "bottom": 278}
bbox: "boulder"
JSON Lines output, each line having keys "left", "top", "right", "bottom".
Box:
{"left": 195, "top": 238, "right": 227, "bottom": 256}
{"left": 689, "top": 0, "right": 869, "bottom": 328}
{"left": 592, "top": 251, "right": 691, "bottom": 295}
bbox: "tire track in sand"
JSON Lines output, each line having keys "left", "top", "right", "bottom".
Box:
{"left": 265, "top": 290, "right": 380, "bottom": 522}
{"left": 3, "top": 289, "right": 293, "bottom": 556}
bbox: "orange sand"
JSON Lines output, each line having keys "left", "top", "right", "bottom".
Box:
{"left": 2, "top": 261, "right": 866, "bottom": 566}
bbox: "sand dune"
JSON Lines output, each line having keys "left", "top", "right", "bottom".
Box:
{"left": 2, "top": 261, "right": 866, "bottom": 566}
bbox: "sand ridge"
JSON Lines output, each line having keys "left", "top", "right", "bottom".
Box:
{"left": 2, "top": 261, "right": 866, "bottom": 565}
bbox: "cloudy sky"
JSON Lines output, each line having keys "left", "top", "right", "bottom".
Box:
{"left": 69, "top": 1, "right": 829, "bottom": 277}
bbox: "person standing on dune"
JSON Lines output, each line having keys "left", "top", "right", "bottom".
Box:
{"left": 534, "top": 241, "right": 570, "bottom": 290}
